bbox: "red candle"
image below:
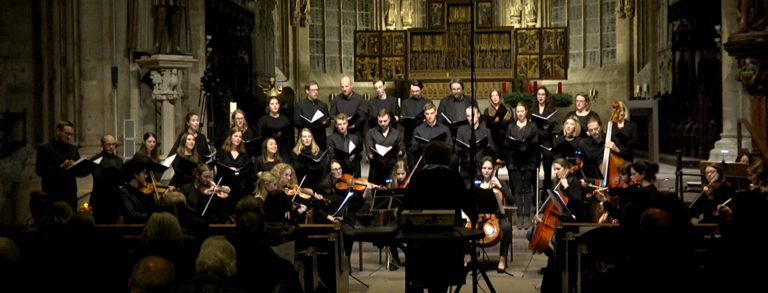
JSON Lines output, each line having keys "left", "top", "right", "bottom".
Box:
{"left": 558, "top": 82, "right": 562, "bottom": 94}
{"left": 527, "top": 82, "right": 531, "bottom": 93}
{"left": 502, "top": 81, "right": 507, "bottom": 93}
{"left": 533, "top": 81, "right": 538, "bottom": 91}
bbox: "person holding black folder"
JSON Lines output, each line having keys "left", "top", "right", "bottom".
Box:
{"left": 291, "top": 128, "right": 328, "bottom": 190}
{"left": 506, "top": 102, "right": 539, "bottom": 229}
{"left": 551, "top": 115, "right": 582, "bottom": 160}
{"left": 437, "top": 78, "right": 477, "bottom": 139}
{"left": 610, "top": 101, "right": 639, "bottom": 162}
{"left": 169, "top": 113, "right": 212, "bottom": 160}
{"left": 294, "top": 81, "right": 330, "bottom": 149}
{"left": 456, "top": 106, "right": 496, "bottom": 188}
{"left": 36, "top": 121, "right": 90, "bottom": 212}
{"left": 476, "top": 156, "right": 514, "bottom": 273}
{"left": 368, "top": 79, "right": 400, "bottom": 129}
{"left": 331, "top": 76, "right": 368, "bottom": 142}
{"left": 170, "top": 132, "right": 202, "bottom": 188}
{"left": 532, "top": 87, "right": 558, "bottom": 192}
{"left": 564, "top": 93, "right": 600, "bottom": 139}
{"left": 216, "top": 127, "right": 254, "bottom": 215}
{"left": 411, "top": 102, "right": 453, "bottom": 171}
{"left": 231, "top": 109, "right": 259, "bottom": 157}
{"left": 327, "top": 113, "right": 363, "bottom": 177}
{"left": 254, "top": 138, "right": 282, "bottom": 178}
{"left": 89, "top": 134, "right": 124, "bottom": 224}
{"left": 484, "top": 89, "right": 513, "bottom": 162}
{"left": 134, "top": 132, "right": 160, "bottom": 163}
{"left": 118, "top": 159, "right": 154, "bottom": 224}
{"left": 256, "top": 96, "right": 295, "bottom": 161}
{"left": 366, "top": 109, "right": 405, "bottom": 185}
{"left": 401, "top": 80, "right": 430, "bottom": 168}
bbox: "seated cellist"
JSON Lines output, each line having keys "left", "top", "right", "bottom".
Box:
{"left": 476, "top": 156, "right": 514, "bottom": 273}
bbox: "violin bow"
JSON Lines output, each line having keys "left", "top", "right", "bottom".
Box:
{"left": 403, "top": 155, "right": 423, "bottom": 188}
{"left": 202, "top": 177, "right": 224, "bottom": 216}
{"left": 150, "top": 173, "right": 161, "bottom": 201}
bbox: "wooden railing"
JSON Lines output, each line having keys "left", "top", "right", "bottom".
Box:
{"left": 737, "top": 118, "right": 768, "bottom": 157}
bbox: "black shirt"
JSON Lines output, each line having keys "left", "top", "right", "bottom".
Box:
{"left": 411, "top": 122, "right": 453, "bottom": 162}
{"left": 401, "top": 96, "right": 430, "bottom": 143}
{"left": 398, "top": 165, "right": 476, "bottom": 226}
{"left": 533, "top": 105, "right": 558, "bottom": 148}
{"left": 437, "top": 95, "right": 478, "bottom": 127}
{"left": 455, "top": 125, "right": 496, "bottom": 178}
{"left": 294, "top": 96, "right": 331, "bottom": 146}
{"left": 365, "top": 126, "right": 405, "bottom": 168}
{"left": 181, "top": 182, "right": 226, "bottom": 223}
{"left": 255, "top": 114, "right": 294, "bottom": 148}
{"left": 118, "top": 184, "right": 154, "bottom": 224}
{"left": 254, "top": 156, "right": 279, "bottom": 176}
{"left": 367, "top": 95, "right": 400, "bottom": 128}
{"left": 315, "top": 181, "right": 366, "bottom": 226}
{"left": 171, "top": 131, "right": 211, "bottom": 160}
{"left": 552, "top": 135, "right": 582, "bottom": 159}
{"left": 612, "top": 121, "right": 639, "bottom": 161}
{"left": 35, "top": 138, "right": 82, "bottom": 195}
{"left": 89, "top": 150, "right": 124, "bottom": 214}
{"left": 330, "top": 91, "right": 368, "bottom": 137}
{"left": 505, "top": 120, "right": 539, "bottom": 170}
{"left": 290, "top": 147, "right": 328, "bottom": 189}
{"left": 564, "top": 110, "right": 600, "bottom": 139}
{"left": 577, "top": 132, "right": 626, "bottom": 162}
{"left": 327, "top": 131, "right": 363, "bottom": 175}
{"left": 170, "top": 153, "right": 201, "bottom": 188}
{"left": 216, "top": 149, "right": 253, "bottom": 194}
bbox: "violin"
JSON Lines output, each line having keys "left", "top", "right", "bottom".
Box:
{"left": 140, "top": 182, "right": 169, "bottom": 195}
{"left": 200, "top": 180, "right": 231, "bottom": 198}
{"left": 336, "top": 174, "right": 381, "bottom": 191}
{"left": 285, "top": 184, "right": 330, "bottom": 204}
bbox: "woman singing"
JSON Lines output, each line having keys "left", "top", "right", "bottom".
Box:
{"left": 216, "top": 128, "right": 253, "bottom": 215}
{"left": 564, "top": 93, "right": 600, "bottom": 139}
{"left": 533, "top": 86, "right": 557, "bottom": 191}
{"left": 254, "top": 138, "right": 282, "bottom": 177}
{"left": 484, "top": 88, "right": 513, "bottom": 161}
{"left": 170, "top": 113, "right": 211, "bottom": 159}
{"left": 611, "top": 101, "right": 639, "bottom": 162}
{"left": 506, "top": 102, "right": 539, "bottom": 229}
{"left": 231, "top": 109, "right": 259, "bottom": 156}
{"left": 170, "top": 132, "right": 201, "bottom": 188}
{"left": 134, "top": 132, "right": 160, "bottom": 163}
{"left": 256, "top": 96, "right": 294, "bottom": 160}
{"left": 552, "top": 115, "right": 582, "bottom": 160}
{"left": 291, "top": 128, "right": 327, "bottom": 189}
{"left": 477, "top": 156, "right": 514, "bottom": 273}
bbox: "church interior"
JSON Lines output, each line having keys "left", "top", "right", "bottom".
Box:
{"left": 1, "top": 0, "right": 767, "bottom": 292}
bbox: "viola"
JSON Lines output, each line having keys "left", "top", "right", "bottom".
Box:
{"left": 140, "top": 182, "right": 169, "bottom": 195}
{"left": 336, "top": 174, "right": 382, "bottom": 191}
{"left": 285, "top": 184, "right": 330, "bottom": 204}
{"left": 200, "top": 180, "right": 231, "bottom": 198}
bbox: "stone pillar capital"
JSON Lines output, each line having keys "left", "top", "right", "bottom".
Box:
{"left": 136, "top": 55, "right": 198, "bottom": 102}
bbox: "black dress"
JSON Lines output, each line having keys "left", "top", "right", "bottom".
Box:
{"left": 533, "top": 105, "right": 558, "bottom": 190}
{"left": 171, "top": 131, "right": 212, "bottom": 160}
{"left": 552, "top": 135, "right": 582, "bottom": 159}
{"left": 216, "top": 149, "right": 253, "bottom": 213}
{"left": 253, "top": 155, "right": 279, "bottom": 177}
{"left": 255, "top": 114, "right": 294, "bottom": 161}
{"left": 291, "top": 147, "right": 327, "bottom": 190}
{"left": 170, "top": 153, "right": 201, "bottom": 188}
{"left": 89, "top": 151, "right": 124, "bottom": 224}
{"left": 611, "top": 121, "right": 639, "bottom": 162}
{"left": 484, "top": 105, "right": 512, "bottom": 162}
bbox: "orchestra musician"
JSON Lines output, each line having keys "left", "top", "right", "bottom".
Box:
{"left": 231, "top": 109, "right": 258, "bottom": 156}
{"left": 368, "top": 79, "right": 400, "bottom": 129}
{"left": 118, "top": 159, "right": 153, "bottom": 224}
{"left": 169, "top": 132, "right": 201, "bottom": 188}
{"left": 476, "top": 156, "right": 514, "bottom": 273}
{"left": 35, "top": 121, "right": 87, "bottom": 212}
{"left": 552, "top": 115, "right": 582, "bottom": 159}
{"left": 253, "top": 171, "right": 279, "bottom": 205}
{"left": 253, "top": 138, "right": 281, "bottom": 178}
{"left": 564, "top": 93, "right": 600, "bottom": 139}
{"left": 389, "top": 160, "right": 410, "bottom": 189}
{"left": 610, "top": 101, "right": 639, "bottom": 162}
{"left": 737, "top": 148, "right": 754, "bottom": 165}
{"left": 256, "top": 96, "right": 294, "bottom": 161}
{"left": 327, "top": 113, "right": 363, "bottom": 177}
{"left": 314, "top": 159, "right": 370, "bottom": 256}
{"left": 365, "top": 109, "right": 405, "bottom": 185}
{"left": 330, "top": 76, "right": 368, "bottom": 142}
{"left": 455, "top": 105, "right": 496, "bottom": 188}
{"left": 169, "top": 113, "right": 211, "bottom": 160}
{"left": 577, "top": 115, "right": 627, "bottom": 162}
{"left": 216, "top": 127, "right": 253, "bottom": 215}
{"left": 294, "top": 80, "right": 330, "bottom": 148}
{"left": 593, "top": 160, "right": 660, "bottom": 233}
{"left": 181, "top": 164, "right": 228, "bottom": 223}
{"left": 89, "top": 134, "right": 124, "bottom": 224}
{"left": 594, "top": 161, "right": 638, "bottom": 224}
{"left": 506, "top": 102, "right": 539, "bottom": 230}
{"left": 270, "top": 163, "right": 310, "bottom": 221}
{"left": 690, "top": 164, "right": 734, "bottom": 223}
{"left": 533, "top": 86, "right": 558, "bottom": 191}
{"left": 401, "top": 80, "right": 430, "bottom": 170}
{"left": 437, "top": 78, "right": 478, "bottom": 139}
{"left": 484, "top": 88, "right": 513, "bottom": 162}
{"left": 291, "top": 128, "right": 328, "bottom": 189}
{"left": 411, "top": 102, "right": 453, "bottom": 171}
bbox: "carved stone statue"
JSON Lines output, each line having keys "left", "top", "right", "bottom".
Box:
{"left": 385, "top": 0, "right": 397, "bottom": 29}
{"left": 733, "top": 0, "right": 768, "bottom": 34}
{"left": 509, "top": 0, "right": 522, "bottom": 26}
{"left": 149, "top": 0, "right": 191, "bottom": 56}
{"left": 292, "top": 0, "right": 311, "bottom": 27}
{"left": 400, "top": 0, "right": 413, "bottom": 28}
{"left": 525, "top": 0, "right": 537, "bottom": 26}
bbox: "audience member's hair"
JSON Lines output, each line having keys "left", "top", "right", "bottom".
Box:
{"left": 423, "top": 140, "right": 452, "bottom": 166}
{"left": 748, "top": 160, "right": 768, "bottom": 192}
{"left": 235, "top": 211, "right": 265, "bottom": 238}
{"left": 131, "top": 256, "right": 175, "bottom": 293}
{"left": 738, "top": 148, "right": 754, "bottom": 164}
{"left": 195, "top": 237, "right": 237, "bottom": 277}
{"left": 649, "top": 191, "right": 692, "bottom": 227}
{"left": 0, "top": 237, "right": 20, "bottom": 269}
{"left": 67, "top": 212, "right": 96, "bottom": 237}
{"left": 639, "top": 208, "right": 671, "bottom": 231}
{"left": 140, "top": 212, "right": 184, "bottom": 251}
{"left": 262, "top": 190, "right": 293, "bottom": 220}
{"left": 163, "top": 191, "right": 187, "bottom": 205}
{"left": 29, "top": 191, "right": 55, "bottom": 223}
{"left": 153, "top": 198, "right": 179, "bottom": 218}
{"left": 40, "top": 201, "right": 73, "bottom": 225}
{"left": 632, "top": 160, "right": 660, "bottom": 182}
{"left": 235, "top": 196, "right": 263, "bottom": 221}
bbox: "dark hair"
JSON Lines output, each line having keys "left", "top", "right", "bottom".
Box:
{"left": 706, "top": 163, "right": 727, "bottom": 185}
{"left": 553, "top": 158, "right": 572, "bottom": 170}
{"left": 67, "top": 212, "right": 96, "bottom": 237}
{"left": 449, "top": 78, "right": 464, "bottom": 90}
{"left": 535, "top": 86, "right": 554, "bottom": 113}
{"left": 235, "top": 211, "right": 265, "bottom": 238}
{"left": 409, "top": 80, "right": 423, "bottom": 89}
{"left": 29, "top": 191, "right": 55, "bottom": 223}
{"left": 377, "top": 108, "right": 389, "bottom": 118}
{"left": 424, "top": 141, "right": 452, "bottom": 166}
{"left": 194, "top": 163, "right": 211, "bottom": 177}
{"left": 617, "top": 161, "right": 633, "bottom": 176}
{"left": 235, "top": 196, "right": 263, "bottom": 220}
{"left": 265, "top": 96, "right": 281, "bottom": 114}
{"left": 153, "top": 198, "right": 179, "bottom": 218}
{"left": 586, "top": 115, "right": 602, "bottom": 127}
{"left": 137, "top": 132, "right": 159, "bottom": 162}
{"left": 738, "top": 148, "right": 754, "bottom": 164}
{"left": 55, "top": 120, "right": 74, "bottom": 131}
{"left": 372, "top": 78, "right": 385, "bottom": 86}
{"left": 476, "top": 156, "right": 495, "bottom": 178}
{"left": 122, "top": 158, "right": 147, "bottom": 183}
{"left": 40, "top": 201, "right": 73, "bottom": 226}
{"left": 322, "top": 159, "right": 343, "bottom": 194}
{"left": 632, "top": 160, "right": 660, "bottom": 182}
{"left": 260, "top": 138, "right": 283, "bottom": 163}
{"left": 304, "top": 80, "right": 319, "bottom": 91}
{"left": 262, "top": 190, "right": 293, "bottom": 220}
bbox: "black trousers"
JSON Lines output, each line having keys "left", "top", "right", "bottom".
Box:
{"left": 509, "top": 166, "right": 536, "bottom": 216}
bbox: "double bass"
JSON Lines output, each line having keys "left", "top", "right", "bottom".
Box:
{"left": 528, "top": 161, "right": 581, "bottom": 253}
{"left": 465, "top": 159, "right": 505, "bottom": 247}
{"left": 591, "top": 101, "right": 627, "bottom": 222}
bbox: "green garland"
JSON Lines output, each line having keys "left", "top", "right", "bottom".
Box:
{"left": 502, "top": 92, "right": 573, "bottom": 108}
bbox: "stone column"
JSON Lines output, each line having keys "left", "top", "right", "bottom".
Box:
{"left": 711, "top": 0, "right": 752, "bottom": 161}
{"left": 136, "top": 55, "right": 198, "bottom": 157}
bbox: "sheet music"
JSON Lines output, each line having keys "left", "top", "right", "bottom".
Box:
{"left": 348, "top": 141, "right": 356, "bottom": 153}
{"left": 301, "top": 110, "right": 325, "bottom": 123}
{"left": 374, "top": 144, "right": 390, "bottom": 156}
{"left": 162, "top": 154, "right": 177, "bottom": 168}
{"left": 92, "top": 157, "right": 103, "bottom": 164}
{"left": 65, "top": 157, "right": 88, "bottom": 170}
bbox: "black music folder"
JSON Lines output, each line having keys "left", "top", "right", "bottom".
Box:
{"left": 455, "top": 135, "right": 489, "bottom": 152}
{"left": 531, "top": 110, "right": 558, "bottom": 125}
{"left": 300, "top": 110, "right": 327, "bottom": 125}
{"left": 298, "top": 148, "right": 329, "bottom": 167}
{"left": 506, "top": 135, "right": 530, "bottom": 150}
{"left": 414, "top": 132, "right": 447, "bottom": 145}
{"left": 370, "top": 144, "right": 399, "bottom": 162}
{"left": 146, "top": 155, "right": 176, "bottom": 173}
{"left": 401, "top": 111, "right": 426, "bottom": 127}
{"left": 265, "top": 125, "right": 294, "bottom": 139}
{"left": 543, "top": 141, "right": 576, "bottom": 156}
{"left": 212, "top": 157, "right": 254, "bottom": 178}
{"left": 333, "top": 141, "right": 361, "bottom": 161}
{"left": 65, "top": 157, "right": 99, "bottom": 175}
{"left": 242, "top": 136, "right": 263, "bottom": 149}
{"left": 441, "top": 112, "right": 469, "bottom": 128}
{"left": 493, "top": 105, "right": 508, "bottom": 120}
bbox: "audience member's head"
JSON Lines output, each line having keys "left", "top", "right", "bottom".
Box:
{"left": 195, "top": 236, "right": 237, "bottom": 277}
{"left": 0, "top": 237, "right": 20, "bottom": 270}
{"left": 40, "top": 201, "right": 73, "bottom": 226}
{"left": 67, "top": 212, "right": 96, "bottom": 237}
{"left": 153, "top": 197, "right": 178, "bottom": 218}
{"left": 28, "top": 191, "right": 55, "bottom": 224}
{"left": 649, "top": 191, "right": 691, "bottom": 227}
{"left": 140, "top": 212, "right": 184, "bottom": 252}
{"left": 163, "top": 192, "right": 187, "bottom": 205}
{"left": 262, "top": 190, "right": 292, "bottom": 220}
{"left": 235, "top": 212, "right": 265, "bottom": 238}
{"left": 423, "top": 140, "right": 452, "bottom": 166}
{"left": 748, "top": 160, "right": 768, "bottom": 192}
{"left": 235, "top": 195, "right": 262, "bottom": 221}
{"left": 640, "top": 208, "right": 671, "bottom": 232}
{"left": 130, "top": 256, "right": 175, "bottom": 293}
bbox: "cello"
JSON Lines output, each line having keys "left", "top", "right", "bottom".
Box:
{"left": 591, "top": 101, "right": 627, "bottom": 222}
{"left": 465, "top": 159, "right": 505, "bottom": 247}
{"left": 528, "top": 160, "right": 581, "bottom": 253}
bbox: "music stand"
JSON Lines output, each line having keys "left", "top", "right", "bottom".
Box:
{"left": 578, "top": 158, "right": 604, "bottom": 182}
{"left": 546, "top": 189, "right": 576, "bottom": 220}
{"left": 370, "top": 189, "right": 406, "bottom": 212}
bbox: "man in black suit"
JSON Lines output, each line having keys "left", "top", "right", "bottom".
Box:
{"left": 437, "top": 78, "right": 478, "bottom": 139}
{"left": 35, "top": 121, "right": 88, "bottom": 211}
{"left": 294, "top": 80, "right": 331, "bottom": 148}
{"left": 89, "top": 134, "right": 124, "bottom": 224}
{"left": 330, "top": 76, "right": 368, "bottom": 142}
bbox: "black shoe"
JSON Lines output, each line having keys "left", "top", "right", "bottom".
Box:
{"left": 497, "top": 267, "right": 506, "bottom": 274}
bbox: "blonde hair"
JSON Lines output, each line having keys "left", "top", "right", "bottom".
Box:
{"left": 271, "top": 163, "right": 298, "bottom": 186}
{"left": 196, "top": 236, "right": 237, "bottom": 277}
{"left": 616, "top": 101, "right": 630, "bottom": 121}
{"left": 255, "top": 171, "right": 278, "bottom": 199}
{"left": 388, "top": 161, "right": 409, "bottom": 189}
{"left": 175, "top": 132, "right": 200, "bottom": 162}
{"left": 164, "top": 191, "right": 187, "bottom": 205}
{"left": 222, "top": 128, "right": 246, "bottom": 153}
{"left": 562, "top": 115, "right": 582, "bottom": 138}
{"left": 293, "top": 128, "right": 320, "bottom": 156}
{"left": 230, "top": 109, "right": 249, "bottom": 133}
